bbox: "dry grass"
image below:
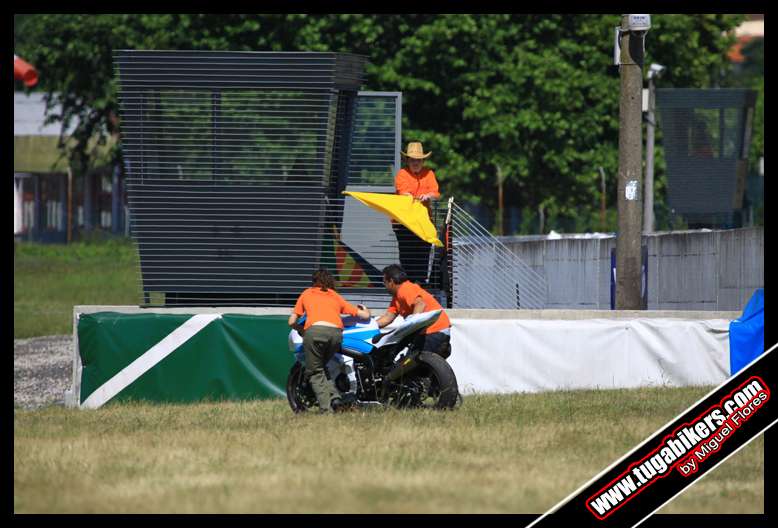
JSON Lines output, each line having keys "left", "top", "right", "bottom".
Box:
{"left": 657, "top": 434, "right": 764, "bottom": 514}
{"left": 13, "top": 387, "right": 763, "bottom": 514}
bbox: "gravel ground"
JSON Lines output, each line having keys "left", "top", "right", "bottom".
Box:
{"left": 14, "top": 335, "right": 73, "bottom": 410}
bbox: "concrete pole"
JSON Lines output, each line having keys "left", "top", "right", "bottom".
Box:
{"left": 112, "top": 163, "right": 122, "bottom": 234}
{"left": 644, "top": 76, "right": 656, "bottom": 233}
{"left": 67, "top": 168, "right": 73, "bottom": 244}
{"left": 616, "top": 15, "right": 645, "bottom": 309}
{"left": 59, "top": 173, "right": 67, "bottom": 234}
{"left": 14, "top": 176, "right": 22, "bottom": 235}
{"left": 33, "top": 174, "right": 41, "bottom": 240}
{"left": 83, "top": 171, "right": 94, "bottom": 231}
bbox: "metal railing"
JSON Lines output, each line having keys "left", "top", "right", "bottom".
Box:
{"left": 448, "top": 200, "right": 547, "bottom": 309}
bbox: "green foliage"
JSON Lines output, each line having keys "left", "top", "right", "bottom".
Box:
{"left": 14, "top": 14, "right": 748, "bottom": 234}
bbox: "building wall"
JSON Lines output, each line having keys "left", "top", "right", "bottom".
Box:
{"left": 13, "top": 169, "right": 127, "bottom": 242}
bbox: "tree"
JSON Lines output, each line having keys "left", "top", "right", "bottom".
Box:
{"left": 14, "top": 14, "right": 744, "bottom": 233}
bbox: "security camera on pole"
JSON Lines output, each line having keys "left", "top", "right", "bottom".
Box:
{"left": 614, "top": 14, "right": 649, "bottom": 309}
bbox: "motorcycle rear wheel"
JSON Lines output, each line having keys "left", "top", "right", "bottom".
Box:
{"left": 394, "top": 352, "right": 459, "bottom": 410}
{"left": 286, "top": 362, "right": 318, "bottom": 413}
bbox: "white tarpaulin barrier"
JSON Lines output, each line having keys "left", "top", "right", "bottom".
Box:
{"left": 448, "top": 318, "right": 731, "bottom": 394}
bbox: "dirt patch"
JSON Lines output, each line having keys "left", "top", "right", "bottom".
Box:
{"left": 14, "top": 335, "right": 72, "bottom": 409}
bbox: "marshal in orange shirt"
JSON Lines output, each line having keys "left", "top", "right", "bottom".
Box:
{"left": 394, "top": 168, "right": 440, "bottom": 200}
{"left": 387, "top": 281, "right": 451, "bottom": 335}
{"left": 293, "top": 287, "right": 359, "bottom": 330}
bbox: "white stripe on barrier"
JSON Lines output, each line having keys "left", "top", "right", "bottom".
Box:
{"left": 80, "top": 313, "right": 221, "bottom": 409}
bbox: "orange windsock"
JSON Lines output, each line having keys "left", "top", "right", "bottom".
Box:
{"left": 14, "top": 54, "right": 38, "bottom": 87}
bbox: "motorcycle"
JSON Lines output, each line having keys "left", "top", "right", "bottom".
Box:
{"left": 286, "top": 309, "right": 460, "bottom": 412}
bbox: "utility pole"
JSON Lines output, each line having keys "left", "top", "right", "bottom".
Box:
{"left": 616, "top": 14, "right": 649, "bottom": 309}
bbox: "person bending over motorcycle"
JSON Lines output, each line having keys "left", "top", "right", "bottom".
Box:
{"left": 289, "top": 268, "right": 371, "bottom": 413}
{"left": 376, "top": 264, "right": 452, "bottom": 358}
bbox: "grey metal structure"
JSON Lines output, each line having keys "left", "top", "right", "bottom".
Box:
{"left": 449, "top": 200, "right": 548, "bottom": 309}
{"left": 349, "top": 91, "right": 402, "bottom": 186}
{"left": 115, "top": 50, "right": 419, "bottom": 309}
{"left": 336, "top": 91, "right": 407, "bottom": 308}
{"left": 498, "top": 227, "right": 763, "bottom": 311}
{"left": 656, "top": 88, "right": 757, "bottom": 228}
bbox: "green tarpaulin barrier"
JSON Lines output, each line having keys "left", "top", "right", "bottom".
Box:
{"left": 78, "top": 312, "right": 294, "bottom": 407}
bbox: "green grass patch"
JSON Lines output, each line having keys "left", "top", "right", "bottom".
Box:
{"left": 14, "top": 386, "right": 764, "bottom": 514}
{"left": 14, "top": 239, "right": 140, "bottom": 338}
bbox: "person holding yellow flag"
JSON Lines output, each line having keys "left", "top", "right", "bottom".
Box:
{"left": 393, "top": 141, "right": 440, "bottom": 284}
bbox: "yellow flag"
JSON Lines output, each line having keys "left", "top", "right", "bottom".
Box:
{"left": 343, "top": 191, "right": 443, "bottom": 247}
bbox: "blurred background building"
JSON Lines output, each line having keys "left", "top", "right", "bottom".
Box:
{"left": 14, "top": 91, "right": 125, "bottom": 242}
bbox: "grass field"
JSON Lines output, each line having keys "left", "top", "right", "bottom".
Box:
{"left": 14, "top": 387, "right": 764, "bottom": 514}
{"left": 13, "top": 239, "right": 764, "bottom": 514}
{"left": 14, "top": 239, "right": 140, "bottom": 338}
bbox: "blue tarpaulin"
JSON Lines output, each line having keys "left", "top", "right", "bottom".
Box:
{"left": 729, "top": 289, "right": 764, "bottom": 375}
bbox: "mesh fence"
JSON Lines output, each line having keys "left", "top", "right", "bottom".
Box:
{"left": 449, "top": 200, "right": 547, "bottom": 309}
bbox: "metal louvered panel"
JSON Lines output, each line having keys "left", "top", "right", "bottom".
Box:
{"left": 348, "top": 92, "right": 402, "bottom": 186}
{"left": 115, "top": 50, "right": 365, "bottom": 90}
{"left": 116, "top": 51, "right": 433, "bottom": 309}
{"left": 116, "top": 50, "right": 370, "bottom": 306}
{"left": 337, "top": 91, "right": 404, "bottom": 294}
{"left": 656, "top": 88, "right": 757, "bottom": 227}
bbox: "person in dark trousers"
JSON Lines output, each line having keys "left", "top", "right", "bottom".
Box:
{"left": 393, "top": 141, "right": 440, "bottom": 285}
{"left": 289, "top": 269, "right": 371, "bottom": 413}
{"left": 375, "top": 264, "right": 452, "bottom": 359}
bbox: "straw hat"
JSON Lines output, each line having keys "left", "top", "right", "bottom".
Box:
{"left": 401, "top": 141, "right": 431, "bottom": 159}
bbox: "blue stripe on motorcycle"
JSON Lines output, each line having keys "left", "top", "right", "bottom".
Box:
{"left": 342, "top": 329, "right": 379, "bottom": 340}
{"left": 342, "top": 337, "right": 374, "bottom": 354}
